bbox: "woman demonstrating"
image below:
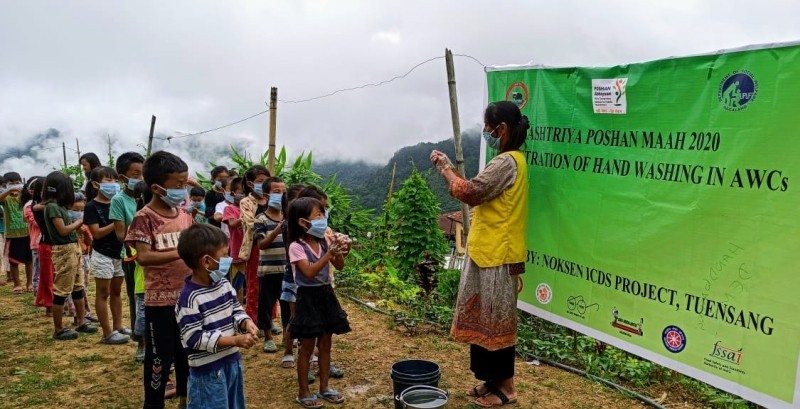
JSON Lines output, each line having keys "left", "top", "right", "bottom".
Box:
{"left": 431, "top": 101, "right": 529, "bottom": 407}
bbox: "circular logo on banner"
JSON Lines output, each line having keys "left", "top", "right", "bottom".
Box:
{"left": 718, "top": 70, "right": 758, "bottom": 111}
{"left": 535, "top": 283, "right": 552, "bottom": 305}
{"left": 662, "top": 325, "right": 687, "bottom": 353}
{"left": 506, "top": 82, "right": 529, "bottom": 110}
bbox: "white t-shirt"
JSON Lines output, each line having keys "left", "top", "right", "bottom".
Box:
{"left": 215, "top": 201, "right": 230, "bottom": 237}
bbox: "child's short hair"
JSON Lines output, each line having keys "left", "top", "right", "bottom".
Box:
{"left": 299, "top": 185, "right": 327, "bottom": 201}
{"left": 74, "top": 192, "right": 86, "bottom": 202}
{"left": 177, "top": 224, "right": 229, "bottom": 269}
{"left": 89, "top": 166, "right": 119, "bottom": 183}
{"left": 283, "top": 183, "right": 308, "bottom": 215}
{"left": 262, "top": 176, "right": 283, "bottom": 193}
{"left": 3, "top": 172, "right": 22, "bottom": 183}
{"left": 143, "top": 151, "right": 188, "bottom": 187}
{"left": 242, "top": 165, "right": 270, "bottom": 195}
{"left": 230, "top": 177, "right": 244, "bottom": 194}
{"left": 115, "top": 152, "right": 145, "bottom": 175}
{"left": 286, "top": 197, "right": 324, "bottom": 244}
{"left": 190, "top": 187, "right": 205, "bottom": 197}
{"left": 210, "top": 166, "right": 228, "bottom": 179}
{"left": 42, "top": 171, "right": 75, "bottom": 208}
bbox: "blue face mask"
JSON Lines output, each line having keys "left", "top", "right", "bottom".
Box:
{"left": 156, "top": 185, "right": 186, "bottom": 208}
{"left": 303, "top": 217, "right": 328, "bottom": 239}
{"left": 207, "top": 256, "right": 233, "bottom": 283}
{"left": 69, "top": 210, "right": 83, "bottom": 222}
{"left": 482, "top": 125, "right": 501, "bottom": 149}
{"left": 124, "top": 177, "right": 141, "bottom": 191}
{"left": 98, "top": 182, "right": 120, "bottom": 199}
{"left": 268, "top": 193, "right": 282, "bottom": 210}
{"left": 214, "top": 180, "right": 223, "bottom": 190}
{"left": 223, "top": 192, "right": 234, "bottom": 203}
{"left": 251, "top": 183, "right": 264, "bottom": 197}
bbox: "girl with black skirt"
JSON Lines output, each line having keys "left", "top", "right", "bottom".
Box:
{"left": 286, "top": 197, "right": 350, "bottom": 408}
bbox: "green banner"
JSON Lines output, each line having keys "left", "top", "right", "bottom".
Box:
{"left": 487, "top": 43, "right": 800, "bottom": 408}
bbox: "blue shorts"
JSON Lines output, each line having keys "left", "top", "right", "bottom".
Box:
{"left": 280, "top": 281, "right": 297, "bottom": 303}
{"left": 187, "top": 360, "right": 245, "bottom": 409}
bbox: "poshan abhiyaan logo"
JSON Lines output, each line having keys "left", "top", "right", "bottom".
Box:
{"left": 718, "top": 70, "right": 758, "bottom": 111}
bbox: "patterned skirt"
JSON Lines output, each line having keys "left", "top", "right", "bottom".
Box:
{"left": 450, "top": 251, "right": 518, "bottom": 351}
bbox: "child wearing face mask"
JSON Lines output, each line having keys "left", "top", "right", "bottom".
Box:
{"left": 286, "top": 197, "right": 350, "bottom": 407}
{"left": 254, "top": 177, "right": 287, "bottom": 353}
{"left": 125, "top": 151, "right": 194, "bottom": 408}
{"left": 175, "top": 223, "right": 258, "bottom": 409}
{"left": 222, "top": 177, "right": 247, "bottom": 302}
{"left": 41, "top": 172, "right": 97, "bottom": 341}
{"left": 84, "top": 166, "right": 130, "bottom": 344}
{"left": 238, "top": 165, "right": 270, "bottom": 327}
{"left": 188, "top": 187, "right": 208, "bottom": 224}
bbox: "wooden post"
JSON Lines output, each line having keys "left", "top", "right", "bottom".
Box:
{"left": 445, "top": 48, "right": 471, "bottom": 235}
{"left": 76, "top": 138, "right": 81, "bottom": 161}
{"left": 62, "top": 142, "right": 68, "bottom": 169}
{"left": 146, "top": 115, "right": 156, "bottom": 158}
{"left": 268, "top": 87, "right": 278, "bottom": 174}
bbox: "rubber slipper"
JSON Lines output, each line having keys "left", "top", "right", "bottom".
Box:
{"left": 281, "top": 355, "right": 296, "bottom": 369}
{"left": 467, "top": 382, "right": 490, "bottom": 398}
{"left": 309, "top": 354, "right": 319, "bottom": 371}
{"left": 296, "top": 394, "right": 323, "bottom": 408}
{"left": 262, "top": 339, "right": 278, "bottom": 353}
{"left": 320, "top": 389, "right": 345, "bottom": 404}
{"left": 475, "top": 385, "right": 517, "bottom": 407}
{"left": 12, "top": 286, "right": 23, "bottom": 294}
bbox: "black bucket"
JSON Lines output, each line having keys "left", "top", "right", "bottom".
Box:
{"left": 391, "top": 360, "right": 441, "bottom": 409}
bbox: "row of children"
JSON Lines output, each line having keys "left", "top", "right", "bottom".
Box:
{"left": 1, "top": 150, "right": 351, "bottom": 408}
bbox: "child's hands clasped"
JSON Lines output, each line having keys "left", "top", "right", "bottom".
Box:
{"left": 235, "top": 334, "right": 258, "bottom": 349}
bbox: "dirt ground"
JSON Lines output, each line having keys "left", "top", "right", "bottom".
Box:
{"left": 0, "top": 282, "right": 702, "bottom": 409}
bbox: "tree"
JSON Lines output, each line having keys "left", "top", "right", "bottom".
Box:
{"left": 390, "top": 166, "right": 449, "bottom": 281}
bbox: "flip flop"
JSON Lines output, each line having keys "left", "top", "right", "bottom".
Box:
{"left": 320, "top": 389, "right": 345, "bottom": 404}
{"left": 467, "top": 382, "right": 490, "bottom": 398}
{"left": 281, "top": 355, "right": 296, "bottom": 369}
{"left": 309, "top": 355, "right": 319, "bottom": 371}
{"left": 296, "top": 394, "right": 323, "bottom": 408}
{"left": 475, "top": 384, "right": 517, "bottom": 407}
{"left": 12, "top": 286, "right": 23, "bottom": 295}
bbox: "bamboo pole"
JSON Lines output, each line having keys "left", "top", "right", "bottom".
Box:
{"left": 146, "top": 115, "right": 156, "bottom": 158}
{"left": 445, "top": 48, "right": 471, "bottom": 235}
{"left": 268, "top": 87, "right": 278, "bottom": 174}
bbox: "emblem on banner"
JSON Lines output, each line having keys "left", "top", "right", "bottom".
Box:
{"left": 506, "top": 81, "right": 529, "bottom": 110}
{"left": 662, "top": 325, "right": 687, "bottom": 353}
{"left": 718, "top": 70, "right": 758, "bottom": 111}
{"left": 535, "top": 283, "right": 552, "bottom": 305}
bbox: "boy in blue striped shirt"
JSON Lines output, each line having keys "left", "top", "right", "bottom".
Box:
{"left": 176, "top": 224, "right": 258, "bottom": 409}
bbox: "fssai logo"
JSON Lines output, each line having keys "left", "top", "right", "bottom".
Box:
{"left": 662, "top": 325, "right": 686, "bottom": 353}
{"left": 506, "top": 82, "right": 529, "bottom": 110}
{"left": 718, "top": 70, "right": 758, "bottom": 111}
{"left": 535, "top": 283, "right": 552, "bottom": 305}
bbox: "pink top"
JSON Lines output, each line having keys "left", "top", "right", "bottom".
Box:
{"left": 23, "top": 201, "right": 41, "bottom": 251}
{"left": 223, "top": 205, "right": 244, "bottom": 263}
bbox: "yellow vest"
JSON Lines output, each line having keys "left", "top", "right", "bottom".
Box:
{"left": 467, "top": 150, "right": 528, "bottom": 268}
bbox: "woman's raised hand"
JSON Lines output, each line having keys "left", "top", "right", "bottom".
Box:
{"left": 430, "top": 150, "right": 453, "bottom": 173}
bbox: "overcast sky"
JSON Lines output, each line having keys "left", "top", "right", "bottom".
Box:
{"left": 1, "top": 0, "right": 798, "bottom": 178}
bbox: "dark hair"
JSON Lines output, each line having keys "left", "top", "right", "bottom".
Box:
{"left": 286, "top": 197, "right": 325, "bottom": 244}
{"left": 228, "top": 169, "right": 239, "bottom": 177}
{"left": 230, "top": 177, "right": 244, "bottom": 194}
{"left": 178, "top": 224, "right": 229, "bottom": 269}
{"left": 242, "top": 165, "right": 270, "bottom": 195}
{"left": 210, "top": 166, "right": 228, "bottom": 179}
{"left": 89, "top": 166, "right": 119, "bottom": 183}
{"left": 74, "top": 192, "right": 86, "bottom": 202}
{"left": 0, "top": 175, "right": 5, "bottom": 184}
{"left": 143, "top": 151, "right": 188, "bottom": 187}
{"left": 190, "top": 187, "right": 205, "bottom": 197}
{"left": 3, "top": 172, "right": 21, "bottom": 183}
{"left": 484, "top": 101, "right": 530, "bottom": 153}
{"left": 42, "top": 171, "right": 75, "bottom": 208}
{"left": 134, "top": 181, "right": 150, "bottom": 211}
{"left": 20, "top": 176, "right": 43, "bottom": 204}
{"left": 115, "top": 151, "right": 145, "bottom": 175}
{"left": 79, "top": 153, "right": 101, "bottom": 170}
{"left": 283, "top": 183, "right": 308, "bottom": 214}
{"left": 299, "top": 185, "right": 327, "bottom": 201}
{"left": 262, "top": 176, "right": 284, "bottom": 193}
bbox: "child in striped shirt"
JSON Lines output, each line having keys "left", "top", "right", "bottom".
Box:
{"left": 176, "top": 223, "right": 258, "bottom": 409}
